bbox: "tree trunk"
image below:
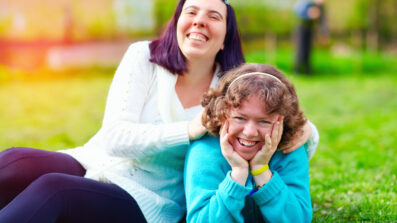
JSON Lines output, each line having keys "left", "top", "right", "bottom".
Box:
{"left": 366, "top": 0, "right": 379, "bottom": 52}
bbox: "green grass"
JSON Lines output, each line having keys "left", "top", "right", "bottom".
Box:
{"left": 293, "top": 74, "right": 397, "bottom": 222}
{"left": 0, "top": 51, "right": 396, "bottom": 221}
{"left": 0, "top": 68, "right": 112, "bottom": 150}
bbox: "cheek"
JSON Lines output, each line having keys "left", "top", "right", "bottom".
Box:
{"left": 221, "top": 28, "right": 227, "bottom": 40}
{"left": 214, "top": 28, "right": 227, "bottom": 46}
{"left": 226, "top": 120, "right": 241, "bottom": 136}
{"left": 218, "top": 23, "right": 227, "bottom": 39}
{"left": 176, "top": 22, "right": 184, "bottom": 38}
{"left": 176, "top": 18, "right": 189, "bottom": 36}
{"left": 259, "top": 127, "right": 272, "bottom": 139}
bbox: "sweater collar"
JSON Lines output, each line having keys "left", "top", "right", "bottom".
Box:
{"left": 157, "top": 64, "right": 220, "bottom": 123}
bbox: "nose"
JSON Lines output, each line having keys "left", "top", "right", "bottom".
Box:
{"left": 193, "top": 14, "right": 206, "bottom": 28}
{"left": 243, "top": 121, "right": 259, "bottom": 138}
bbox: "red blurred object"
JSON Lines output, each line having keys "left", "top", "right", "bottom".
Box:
{"left": 0, "top": 39, "right": 60, "bottom": 70}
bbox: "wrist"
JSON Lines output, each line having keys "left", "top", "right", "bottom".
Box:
{"left": 250, "top": 163, "right": 269, "bottom": 175}
{"left": 253, "top": 169, "right": 273, "bottom": 188}
{"left": 230, "top": 167, "right": 249, "bottom": 186}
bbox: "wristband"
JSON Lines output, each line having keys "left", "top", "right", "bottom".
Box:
{"left": 250, "top": 164, "right": 269, "bottom": 175}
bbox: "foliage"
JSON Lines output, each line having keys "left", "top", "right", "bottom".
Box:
{"left": 234, "top": 3, "right": 294, "bottom": 37}
{"left": 153, "top": 0, "right": 179, "bottom": 35}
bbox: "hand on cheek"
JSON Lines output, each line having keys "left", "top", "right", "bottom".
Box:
{"left": 249, "top": 117, "right": 283, "bottom": 186}
{"left": 220, "top": 121, "right": 249, "bottom": 185}
{"left": 250, "top": 117, "right": 283, "bottom": 169}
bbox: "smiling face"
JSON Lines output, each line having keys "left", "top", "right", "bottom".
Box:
{"left": 227, "top": 95, "right": 280, "bottom": 160}
{"left": 176, "top": 0, "right": 227, "bottom": 62}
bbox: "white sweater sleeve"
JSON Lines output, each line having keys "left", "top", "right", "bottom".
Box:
{"left": 100, "top": 41, "right": 190, "bottom": 158}
{"left": 305, "top": 120, "right": 319, "bottom": 160}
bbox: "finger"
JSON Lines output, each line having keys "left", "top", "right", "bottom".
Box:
{"left": 270, "top": 122, "right": 277, "bottom": 149}
{"left": 282, "top": 139, "right": 300, "bottom": 153}
{"left": 220, "top": 122, "right": 227, "bottom": 138}
{"left": 265, "top": 134, "right": 272, "bottom": 150}
{"left": 282, "top": 145, "right": 298, "bottom": 153}
{"left": 221, "top": 120, "right": 230, "bottom": 138}
{"left": 220, "top": 121, "right": 233, "bottom": 151}
{"left": 283, "top": 122, "right": 311, "bottom": 153}
{"left": 271, "top": 121, "right": 281, "bottom": 150}
{"left": 278, "top": 116, "right": 284, "bottom": 140}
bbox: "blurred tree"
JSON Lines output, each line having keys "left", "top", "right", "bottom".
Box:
{"left": 344, "top": 0, "right": 396, "bottom": 52}
{"left": 153, "top": 0, "right": 177, "bottom": 36}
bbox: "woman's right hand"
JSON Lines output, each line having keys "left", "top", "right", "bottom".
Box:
{"left": 188, "top": 111, "right": 207, "bottom": 140}
{"left": 220, "top": 121, "right": 249, "bottom": 185}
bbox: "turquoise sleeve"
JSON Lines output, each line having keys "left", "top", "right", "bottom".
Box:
{"left": 253, "top": 146, "right": 313, "bottom": 223}
{"left": 184, "top": 135, "right": 251, "bottom": 223}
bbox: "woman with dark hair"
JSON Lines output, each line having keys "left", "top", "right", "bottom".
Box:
{"left": 185, "top": 63, "right": 313, "bottom": 222}
{"left": 0, "top": 1, "right": 318, "bottom": 222}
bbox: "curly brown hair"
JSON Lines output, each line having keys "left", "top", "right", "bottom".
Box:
{"left": 201, "top": 63, "right": 306, "bottom": 149}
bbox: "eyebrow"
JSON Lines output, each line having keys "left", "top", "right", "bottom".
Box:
{"left": 183, "top": 5, "right": 224, "bottom": 20}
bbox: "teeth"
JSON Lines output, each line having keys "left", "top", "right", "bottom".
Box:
{"left": 189, "top": 33, "right": 206, "bottom": 42}
{"left": 238, "top": 138, "right": 256, "bottom": 147}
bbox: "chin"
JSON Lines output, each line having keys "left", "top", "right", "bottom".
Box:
{"left": 237, "top": 152, "right": 255, "bottom": 161}
{"left": 184, "top": 50, "right": 209, "bottom": 60}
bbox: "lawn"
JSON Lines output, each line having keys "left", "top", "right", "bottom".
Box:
{"left": 0, "top": 51, "right": 396, "bottom": 222}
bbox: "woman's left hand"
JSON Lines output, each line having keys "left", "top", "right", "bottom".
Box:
{"left": 188, "top": 111, "right": 208, "bottom": 140}
{"left": 281, "top": 121, "right": 312, "bottom": 154}
{"left": 250, "top": 117, "right": 283, "bottom": 169}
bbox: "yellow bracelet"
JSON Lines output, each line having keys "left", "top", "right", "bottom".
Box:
{"left": 250, "top": 164, "right": 269, "bottom": 176}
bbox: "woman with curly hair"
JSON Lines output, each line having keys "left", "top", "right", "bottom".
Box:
{"left": 184, "top": 63, "right": 312, "bottom": 222}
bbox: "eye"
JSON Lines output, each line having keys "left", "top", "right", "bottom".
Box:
{"left": 209, "top": 15, "right": 220, "bottom": 20}
{"left": 208, "top": 13, "right": 221, "bottom": 21}
{"left": 234, "top": 116, "right": 245, "bottom": 121}
{"left": 184, "top": 9, "right": 197, "bottom": 16}
{"left": 259, "top": 120, "right": 271, "bottom": 125}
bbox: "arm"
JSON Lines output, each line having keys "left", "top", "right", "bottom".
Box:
{"left": 252, "top": 146, "right": 312, "bottom": 223}
{"left": 294, "top": 1, "right": 313, "bottom": 20}
{"left": 282, "top": 120, "right": 320, "bottom": 160}
{"left": 100, "top": 41, "right": 190, "bottom": 158}
{"left": 184, "top": 136, "right": 251, "bottom": 223}
{"left": 305, "top": 120, "right": 319, "bottom": 160}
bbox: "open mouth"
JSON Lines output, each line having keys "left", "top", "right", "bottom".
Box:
{"left": 238, "top": 138, "right": 257, "bottom": 147}
{"left": 187, "top": 33, "right": 208, "bottom": 42}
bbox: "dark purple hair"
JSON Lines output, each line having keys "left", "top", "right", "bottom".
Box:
{"left": 149, "top": 0, "right": 245, "bottom": 76}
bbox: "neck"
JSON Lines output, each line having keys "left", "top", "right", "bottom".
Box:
{"left": 175, "top": 58, "right": 216, "bottom": 108}
{"left": 183, "top": 58, "right": 216, "bottom": 84}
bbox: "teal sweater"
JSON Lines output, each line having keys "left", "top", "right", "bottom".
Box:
{"left": 184, "top": 135, "right": 312, "bottom": 223}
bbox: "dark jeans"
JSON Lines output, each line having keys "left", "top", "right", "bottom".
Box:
{"left": 0, "top": 147, "right": 146, "bottom": 223}
{"left": 295, "top": 24, "right": 314, "bottom": 75}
